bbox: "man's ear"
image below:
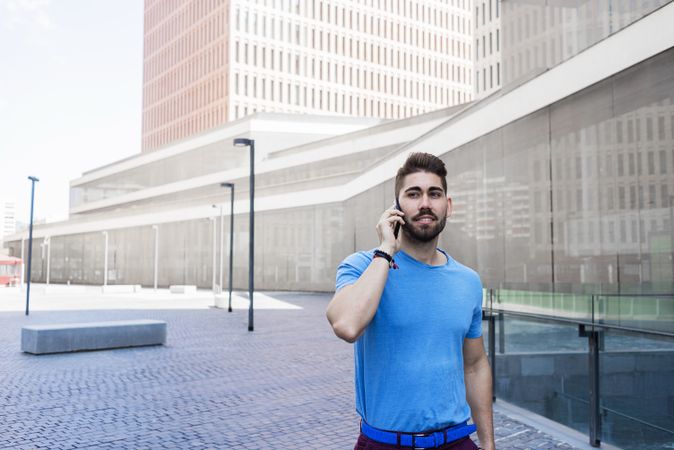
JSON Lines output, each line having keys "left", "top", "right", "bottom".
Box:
{"left": 446, "top": 196, "right": 453, "bottom": 218}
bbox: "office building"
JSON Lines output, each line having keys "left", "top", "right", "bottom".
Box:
{"left": 0, "top": 201, "right": 16, "bottom": 247}
{"left": 142, "top": 0, "right": 475, "bottom": 151}
{"left": 473, "top": 0, "right": 501, "bottom": 99}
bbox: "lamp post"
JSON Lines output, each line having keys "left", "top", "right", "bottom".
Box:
{"left": 221, "top": 182, "right": 235, "bottom": 312}
{"left": 211, "top": 205, "right": 223, "bottom": 293}
{"left": 44, "top": 237, "right": 51, "bottom": 286}
{"left": 102, "top": 231, "right": 109, "bottom": 286}
{"left": 25, "top": 176, "right": 39, "bottom": 316}
{"left": 152, "top": 225, "right": 159, "bottom": 291}
{"left": 20, "top": 237, "right": 24, "bottom": 289}
{"left": 210, "top": 216, "right": 217, "bottom": 292}
{"left": 233, "top": 138, "right": 255, "bottom": 331}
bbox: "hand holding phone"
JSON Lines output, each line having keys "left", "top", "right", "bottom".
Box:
{"left": 377, "top": 200, "right": 404, "bottom": 255}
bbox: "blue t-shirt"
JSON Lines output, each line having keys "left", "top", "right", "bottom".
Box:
{"left": 335, "top": 248, "right": 483, "bottom": 433}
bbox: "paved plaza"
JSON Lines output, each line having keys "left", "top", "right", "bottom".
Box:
{"left": 0, "top": 285, "right": 598, "bottom": 449}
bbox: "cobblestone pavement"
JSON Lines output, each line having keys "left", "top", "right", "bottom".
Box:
{"left": 0, "top": 289, "right": 584, "bottom": 449}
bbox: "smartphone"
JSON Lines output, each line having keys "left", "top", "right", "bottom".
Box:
{"left": 394, "top": 198, "right": 402, "bottom": 239}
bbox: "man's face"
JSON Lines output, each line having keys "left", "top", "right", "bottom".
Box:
{"left": 397, "top": 171, "right": 451, "bottom": 243}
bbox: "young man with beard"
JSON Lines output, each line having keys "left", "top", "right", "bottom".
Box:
{"left": 327, "top": 153, "right": 495, "bottom": 450}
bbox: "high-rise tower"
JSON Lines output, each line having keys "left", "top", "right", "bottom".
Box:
{"left": 142, "top": 0, "right": 475, "bottom": 152}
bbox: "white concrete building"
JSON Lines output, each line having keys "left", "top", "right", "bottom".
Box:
{"left": 143, "top": 0, "right": 475, "bottom": 151}
{"left": 0, "top": 201, "right": 16, "bottom": 247}
{"left": 473, "top": 0, "right": 501, "bottom": 100}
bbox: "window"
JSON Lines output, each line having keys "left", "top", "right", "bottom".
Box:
{"left": 646, "top": 117, "right": 653, "bottom": 140}
{"left": 662, "top": 185, "right": 670, "bottom": 208}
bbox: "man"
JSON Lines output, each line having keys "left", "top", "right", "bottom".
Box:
{"left": 327, "top": 152, "right": 495, "bottom": 450}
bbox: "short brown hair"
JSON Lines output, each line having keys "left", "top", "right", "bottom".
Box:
{"left": 394, "top": 152, "right": 447, "bottom": 198}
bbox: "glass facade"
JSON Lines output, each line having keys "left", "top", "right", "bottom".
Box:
{"left": 70, "top": 140, "right": 246, "bottom": 210}
{"left": 442, "top": 48, "right": 674, "bottom": 304}
{"left": 501, "top": 0, "right": 672, "bottom": 90}
{"left": 70, "top": 142, "right": 400, "bottom": 219}
{"left": 70, "top": 129, "right": 333, "bottom": 211}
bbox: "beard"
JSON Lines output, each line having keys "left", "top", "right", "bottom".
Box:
{"left": 402, "top": 208, "right": 447, "bottom": 243}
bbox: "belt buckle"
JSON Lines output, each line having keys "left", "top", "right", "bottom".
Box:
{"left": 411, "top": 432, "right": 433, "bottom": 450}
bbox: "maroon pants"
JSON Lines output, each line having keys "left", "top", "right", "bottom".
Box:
{"left": 354, "top": 433, "right": 479, "bottom": 450}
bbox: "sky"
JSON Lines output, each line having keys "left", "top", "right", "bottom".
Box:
{"left": 0, "top": 0, "right": 144, "bottom": 227}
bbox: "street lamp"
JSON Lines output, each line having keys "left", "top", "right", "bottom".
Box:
{"left": 42, "top": 237, "right": 51, "bottom": 286}
{"left": 233, "top": 138, "right": 255, "bottom": 331}
{"left": 20, "top": 237, "right": 24, "bottom": 289}
{"left": 102, "top": 231, "right": 109, "bottom": 286}
{"left": 152, "top": 225, "right": 159, "bottom": 291}
{"left": 212, "top": 204, "right": 223, "bottom": 294}
{"left": 209, "top": 216, "right": 217, "bottom": 291}
{"left": 220, "top": 182, "right": 235, "bottom": 312}
{"left": 25, "top": 175, "right": 39, "bottom": 316}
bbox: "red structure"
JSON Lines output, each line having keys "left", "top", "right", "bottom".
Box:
{"left": 0, "top": 256, "right": 22, "bottom": 287}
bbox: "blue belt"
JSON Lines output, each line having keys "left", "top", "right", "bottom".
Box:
{"left": 360, "top": 420, "right": 476, "bottom": 449}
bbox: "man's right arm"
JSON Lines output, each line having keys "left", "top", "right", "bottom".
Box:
{"left": 326, "top": 205, "right": 404, "bottom": 343}
{"left": 326, "top": 254, "right": 392, "bottom": 343}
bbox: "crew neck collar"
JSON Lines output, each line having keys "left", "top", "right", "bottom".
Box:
{"left": 397, "top": 248, "right": 452, "bottom": 268}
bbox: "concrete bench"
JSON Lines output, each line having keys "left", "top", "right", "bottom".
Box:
{"left": 169, "top": 285, "right": 197, "bottom": 294}
{"left": 21, "top": 320, "right": 167, "bottom": 355}
{"left": 101, "top": 284, "right": 142, "bottom": 294}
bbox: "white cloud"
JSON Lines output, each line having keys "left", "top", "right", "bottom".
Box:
{"left": 35, "top": 11, "right": 53, "bottom": 30}
{"left": 2, "top": 0, "right": 54, "bottom": 31}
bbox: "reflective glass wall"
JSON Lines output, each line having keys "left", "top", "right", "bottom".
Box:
{"left": 502, "top": 0, "right": 672, "bottom": 90}
{"left": 69, "top": 129, "right": 332, "bottom": 210}
{"left": 442, "top": 48, "right": 674, "bottom": 303}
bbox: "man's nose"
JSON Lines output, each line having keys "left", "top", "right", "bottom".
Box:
{"left": 419, "top": 193, "right": 432, "bottom": 208}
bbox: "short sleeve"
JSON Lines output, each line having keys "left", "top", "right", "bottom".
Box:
{"left": 335, "top": 251, "right": 372, "bottom": 292}
{"left": 466, "top": 276, "right": 484, "bottom": 339}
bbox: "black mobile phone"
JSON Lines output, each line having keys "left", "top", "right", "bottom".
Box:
{"left": 394, "top": 198, "right": 402, "bottom": 239}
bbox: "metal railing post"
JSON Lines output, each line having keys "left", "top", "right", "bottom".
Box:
{"left": 498, "top": 310, "right": 505, "bottom": 353}
{"left": 227, "top": 184, "right": 234, "bottom": 312}
{"left": 152, "top": 225, "right": 159, "bottom": 291}
{"left": 219, "top": 182, "right": 235, "bottom": 313}
{"left": 579, "top": 320, "right": 602, "bottom": 448}
{"left": 488, "top": 288, "right": 496, "bottom": 401}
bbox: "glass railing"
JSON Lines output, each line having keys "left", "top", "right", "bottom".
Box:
{"left": 483, "top": 289, "right": 674, "bottom": 449}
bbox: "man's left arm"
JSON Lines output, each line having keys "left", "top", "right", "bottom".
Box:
{"left": 463, "top": 337, "right": 495, "bottom": 450}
